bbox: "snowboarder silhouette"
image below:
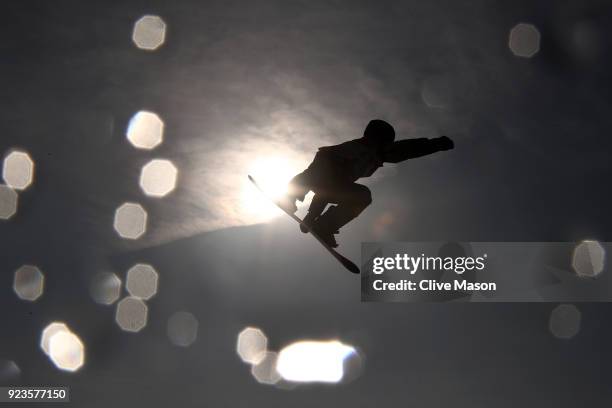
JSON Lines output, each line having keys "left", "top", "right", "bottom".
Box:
{"left": 279, "top": 119, "right": 454, "bottom": 248}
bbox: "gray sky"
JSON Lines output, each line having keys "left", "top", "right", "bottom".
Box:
{"left": 1, "top": 0, "right": 612, "bottom": 406}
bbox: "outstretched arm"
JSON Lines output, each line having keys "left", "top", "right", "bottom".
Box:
{"left": 383, "top": 136, "right": 454, "bottom": 163}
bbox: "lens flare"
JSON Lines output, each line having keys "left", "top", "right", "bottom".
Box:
{"left": 126, "top": 264, "right": 159, "bottom": 300}
{"left": 89, "top": 272, "right": 122, "bottom": 305}
{"left": 236, "top": 327, "right": 268, "bottom": 365}
{"left": 41, "top": 322, "right": 70, "bottom": 355}
{"left": 0, "top": 360, "right": 20, "bottom": 382}
{"left": 126, "top": 111, "right": 164, "bottom": 149}
{"left": 242, "top": 157, "right": 300, "bottom": 220}
{"left": 2, "top": 150, "right": 34, "bottom": 190}
{"left": 251, "top": 351, "right": 281, "bottom": 385}
{"left": 572, "top": 240, "right": 605, "bottom": 278}
{"left": 114, "top": 202, "right": 147, "bottom": 239}
{"left": 132, "top": 15, "right": 167, "bottom": 51}
{"left": 49, "top": 330, "right": 85, "bottom": 372}
{"left": 0, "top": 184, "right": 18, "bottom": 220}
{"left": 276, "top": 340, "right": 356, "bottom": 383}
{"left": 13, "top": 265, "right": 44, "bottom": 301}
{"left": 167, "top": 311, "right": 199, "bottom": 347}
{"left": 549, "top": 304, "right": 581, "bottom": 339}
{"left": 139, "top": 159, "right": 178, "bottom": 197}
{"left": 115, "top": 296, "right": 149, "bottom": 333}
{"left": 509, "top": 23, "right": 541, "bottom": 58}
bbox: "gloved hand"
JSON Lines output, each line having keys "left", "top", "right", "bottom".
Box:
{"left": 434, "top": 136, "right": 454, "bottom": 151}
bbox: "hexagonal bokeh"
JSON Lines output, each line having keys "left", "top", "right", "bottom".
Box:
{"left": 509, "top": 23, "right": 541, "bottom": 58}
{"left": 549, "top": 304, "right": 581, "bottom": 339}
{"left": 13, "top": 265, "right": 44, "bottom": 301}
{"left": 115, "top": 296, "right": 148, "bottom": 333}
{"left": 139, "top": 159, "right": 178, "bottom": 197}
{"left": 167, "top": 311, "right": 199, "bottom": 347}
{"left": 126, "top": 111, "right": 164, "bottom": 149}
{"left": 2, "top": 151, "right": 34, "bottom": 190}
{"left": 126, "top": 264, "right": 158, "bottom": 300}
{"left": 49, "top": 330, "right": 85, "bottom": 372}
{"left": 572, "top": 240, "right": 605, "bottom": 278}
{"left": 251, "top": 351, "right": 281, "bottom": 385}
{"left": 0, "top": 184, "right": 18, "bottom": 220}
{"left": 90, "top": 272, "right": 122, "bottom": 305}
{"left": 236, "top": 327, "right": 268, "bottom": 365}
{"left": 41, "top": 322, "right": 70, "bottom": 355}
{"left": 113, "top": 202, "right": 147, "bottom": 239}
{"left": 132, "top": 15, "right": 167, "bottom": 51}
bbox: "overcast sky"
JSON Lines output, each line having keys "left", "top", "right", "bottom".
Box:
{"left": 1, "top": 0, "right": 612, "bottom": 406}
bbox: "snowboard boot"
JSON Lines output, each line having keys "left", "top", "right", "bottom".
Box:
{"left": 299, "top": 194, "right": 328, "bottom": 233}
{"left": 310, "top": 222, "right": 339, "bottom": 248}
{"left": 300, "top": 212, "right": 318, "bottom": 233}
{"left": 309, "top": 205, "right": 344, "bottom": 248}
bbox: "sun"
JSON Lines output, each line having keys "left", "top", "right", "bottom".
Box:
{"left": 242, "top": 157, "right": 300, "bottom": 220}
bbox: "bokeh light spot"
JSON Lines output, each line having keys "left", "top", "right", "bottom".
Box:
{"left": 113, "top": 202, "right": 147, "bottom": 239}
{"left": 237, "top": 327, "right": 268, "bottom": 365}
{"left": 139, "top": 159, "right": 178, "bottom": 197}
{"left": 572, "top": 240, "right": 605, "bottom": 278}
{"left": 49, "top": 330, "right": 85, "bottom": 372}
{"left": 132, "top": 15, "right": 167, "bottom": 51}
{"left": 549, "top": 304, "right": 581, "bottom": 339}
{"left": 0, "top": 360, "right": 21, "bottom": 382}
{"left": 167, "top": 311, "right": 199, "bottom": 347}
{"left": 2, "top": 151, "right": 34, "bottom": 190}
{"left": 13, "top": 265, "right": 44, "bottom": 301}
{"left": 126, "top": 264, "right": 158, "bottom": 300}
{"left": 115, "top": 296, "right": 148, "bottom": 332}
{"left": 90, "top": 272, "right": 122, "bottom": 305}
{"left": 276, "top": 340, "right": 357, "bottom": 383}
{"left": 0, "top": 185, "right": 18, "bottom": 220}
{"left": 126, "top": 111, "right": 164, "bottom": 149}
{"left": 509, "top": 23, "right": 541, "bottom": 58}
{"left": 41, "top": 322, "right": 70, "bottom": 355}
{"left": 372, "top": 211, "right": 395, "bottom": 238}
{"left": 251, "top": 351, "right": 281, "bottom": 385}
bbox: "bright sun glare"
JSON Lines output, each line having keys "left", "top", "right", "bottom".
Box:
{"left": 243, "top": 157, "right": 300, "bottom": 220}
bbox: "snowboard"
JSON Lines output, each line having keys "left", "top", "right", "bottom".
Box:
{"left": 248, "top": 175, "right": 360, "bottom": 274}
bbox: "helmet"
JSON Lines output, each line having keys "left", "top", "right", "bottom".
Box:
{"left": 363, "top": 119, "right": 395, "bottom": 146}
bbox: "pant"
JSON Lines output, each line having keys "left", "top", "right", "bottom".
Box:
{"left": 309, "top": 182, "right": 372, "bottom": 220}
{"left": 289, "top": 170, "right": 372, "bottom": 231}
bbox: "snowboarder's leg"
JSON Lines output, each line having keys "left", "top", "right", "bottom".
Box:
{"left": 300, "top": 194, "right": 328, "bottom": 233}
{"left": 310, "top": 183, "right": 372, "bottom": 247}
{"left": 320, "top": 183, "right": 372, "bottom": 229}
